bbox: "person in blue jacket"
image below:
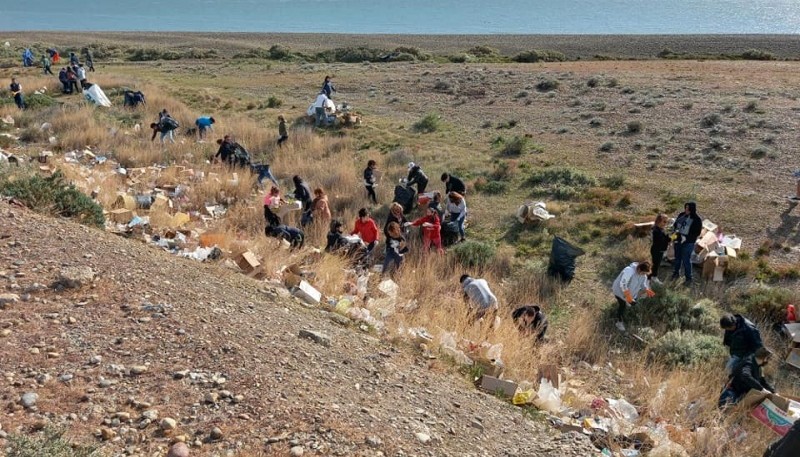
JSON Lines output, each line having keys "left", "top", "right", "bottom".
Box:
{"left": 195, "top": 116, "right": 215, "bottom": 139}
{"left": 321, "top": 75, "right": 335, "bottom": 99}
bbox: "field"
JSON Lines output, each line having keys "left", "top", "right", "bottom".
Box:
{"left": 1, "top": 33, "right": 800, "bottom": 456}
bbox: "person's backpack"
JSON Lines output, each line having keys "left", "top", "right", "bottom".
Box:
{"left": 160, "top": 116, "right": 179, "bottom": 131}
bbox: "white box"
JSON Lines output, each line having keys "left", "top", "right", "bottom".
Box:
{"left": 294, "top": 280, "right": 321, "bottom": 305}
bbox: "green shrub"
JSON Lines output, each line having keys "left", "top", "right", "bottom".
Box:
{"left": 24, "top": 93, "right": 57, "bottom": 110}
{"left": 266, "top": 96, "right": 283, "bottom": 108}
{"left": 740, "top": 49, "right": 777, "bottom": 61}
{"left": 475, "top": 180, "right": 507, "bottom": 195}
{"left": 413, "top": 113, "right": 441, "bottom": 133}
{"left": 499, "top": 136, "right": 541, "bottom": 156}
{"left": 600, "top": 174, "right": 625, "bottom": 190}
{"left": 750, "top": 146, "right": 769, "bottom": 159}
{"left": 536, "top": 79, "right": 560, "bottom": 92}
{"left": 649, "top": 330, "right": 725, "bottom": 367}
{"left": 0, "top": 171, "right": 104, "bottom": 227}
{"left": 451, "top": 240, "right": 496, "bottom": 269}
{"left": 7, "top": 427, "right": 99, "bottom": 457}
{"left": 626, "top": 120, "right": 642, "bottom": 134}
{"left": 127, "top": 47, "right": 181, "bottom": 61}
{"left": 269, "top": 44, "right": 293, "bottom": 60}
{"left": 701, "top": 113, "right": 722, "bottom": 127}
{"left": 599, "top": 141, "right": 615, "bottom": 152}
{"left": 628, "top": 287, "right": 721, "bottom": 334}
{"left": 316, "top": 47, "right": 387, "bottom": 63}
{"left": 513, "top": 50, "right": 566, "bottom": 63}
{"left": 468, "top": 45, "right": 500, "bottom": 57}
{"left": 732, "top": 285, "right": 798, "bottom": 323}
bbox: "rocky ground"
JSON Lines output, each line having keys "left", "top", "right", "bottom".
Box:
{"left": 0, "top": 200, "right": 600, "bottom": 456}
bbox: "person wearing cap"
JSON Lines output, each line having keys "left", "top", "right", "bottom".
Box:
{"left": 406, "top": 162, "right": 429, "bottom": 195}
{"left": 718, "top": 347, "right": 776, "bottom": 408}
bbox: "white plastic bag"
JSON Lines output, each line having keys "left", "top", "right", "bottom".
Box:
{"left": 533, "top": 378, "right": 562, "bottom": 413}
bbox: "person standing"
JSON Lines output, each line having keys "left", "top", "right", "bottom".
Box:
{"left": 9, "top": 78, "right": 24, "bottom": 109}
{"left": 82, "top": 47, "right": 95, "bottom": 71}
{"left": 40, "top": 54, "right": 53, "bottom": 75}
{"left": 445, "top": 192, "right": 467, "bottom": 243}
{"left": 313, "top": 91, "right": 330, "bottom": 127}
{"left": 312, "top": 188, "right": 332, "bottom": 228}
{"left": 650, "top": 213, "right": 670, "bottom": 284}
{"left": 76, "top": 64, "right": 87, "bottom": 89}
{"left": 612, "top": 261, "right": 655, "bottom": 331}
{"left": 292, "top": 175, "right": 313, "bottom": 226}
{"left": 406, "top": 162, "right": 429, "bottom": 195}
{"left": 58, "top": 68, "right": 70, "bottom": 93}
{"left": 407, "top": 206, "right": 444, "bottom": 254}
{"left": 720, "top": 313, "right": 763, "bottom": 374}
{"left": 364, "top": 160, "right": 378, "bottom": 204}
{"left": 791, "top": 170, "right": 800, "bottom": 202}
{"left": 66, "top": 66, "right": 81, "bottom": 93}
{"left": 671, "top": 202, "right": 702, "bottom": 285}
{"left": 321, "top": 75, "right": 335, "bottom": 99}
{"left": 277, "top": 115, "right": 288, "bottom": 147}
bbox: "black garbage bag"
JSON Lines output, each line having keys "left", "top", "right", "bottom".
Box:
{"left": 393, "top": 184, "right": 416, "bottom": 214}
{"left": 547, "top": 236, "right": 585, "bottom": 283}
{"left": 441, "top": 219, "right": 460, "bottom": 247}
{"left": 764, "top": 419, "right": 800, "bottom": 457}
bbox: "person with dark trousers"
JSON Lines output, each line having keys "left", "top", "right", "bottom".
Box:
{"left": 720, "top": 313, "right": 763, "bottom": 374}
{"left": 428, "top": 191, "right": 445, "bottom": 220}
{"left": 69, "top": 52, "right": 79, "bottom": 66}
{"left": 41, "top": 54, "right": 53, "bottom": 75}
{"left": 292, "top": 175, "right": 314, "bottom": 226}
{"left": 9, "top": 78, "right": 24, "bottom": 109}
{"left": 382, "top": 222, "right": 408, "bottom": 276}
{"left": 321, "top": 75, "right": 335, "bottom": 99}
{"left": 195, "top": 116, "right": 215, "bottom": 139}
{"left": 277, "top": 115, "right": 288, "bottom": 147}
{"left": 58, "top": 67, "right": 70, "bottom": 93}
{"left": 66, "top": 66, "right": 80, "bottom": 93}
{"left": 650, "top": 213, "right": 670, "bottom": 284}
{"left": 672, "top": 201, "right": 702, "bottom": 285}
{"left": 351, "top": 208, "right": 380, "bottom": 254}
{"left": 384, "top": 202, "right": 407, "bottom": 238}
{"left": 214, "top": 136, "right": 237, "bottom": 163}
{"left": 364, "top": 160, "right": 378, "bottom": 204}
{"left": 445, "top": 192, "right": 467, "bottom": 243}
{"left": 325, "top": 220, "right": 349, "bottom": 253}
{"left": 406, "top": 162, "right": 429, "bottom": 195}
{"left": 82, "top": 48, "right": 95, "bottom": 71}
{"left": 441, "top": 172, "right": 466, "bottom": 196}
{"left": 512, "top": 305, "right": 548, "bottom": 341}
{"left": 612, "top": 261, "right": 655, "bottom": 332}
{"left": 718, "top": 347, "right": 775, "bottom": 409}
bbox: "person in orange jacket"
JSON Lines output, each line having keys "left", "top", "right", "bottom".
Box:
{"left": 407, "top": 206, "right": 443, "bottom": 254}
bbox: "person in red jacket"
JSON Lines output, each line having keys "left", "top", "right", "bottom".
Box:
{"left": 351, "top": 208, "right": 379, "bottom": 254}
{"left": 408, "top": 206, "right": 443, "bottom": 254}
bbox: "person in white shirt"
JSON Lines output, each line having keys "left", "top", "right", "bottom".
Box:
{"left": 313, "top": 91, "right": 330, "bottom": 127}
{"left": 460, "top": 274, "right": 498, "bottom": 320}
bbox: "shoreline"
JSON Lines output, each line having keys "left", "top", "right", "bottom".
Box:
{"left": 4, "top": 31, "right": 800, "bottom": 59}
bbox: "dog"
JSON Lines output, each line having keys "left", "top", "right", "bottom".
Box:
{"left": 266, "top": 224, "right": 304, "bottom": 249}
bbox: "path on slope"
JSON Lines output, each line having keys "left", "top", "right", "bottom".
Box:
{"left": 0, "top": 202, "right": 597, "bottom": 456}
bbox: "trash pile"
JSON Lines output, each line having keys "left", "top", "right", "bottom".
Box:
{"left": 516, "top": 201, "right": 556, "bottom": 224}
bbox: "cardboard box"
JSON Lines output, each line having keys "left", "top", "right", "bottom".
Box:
{"left": 787, "top": 349, "right": 800, "bottom": 370}
{"left": 479, "top": 375, "right": 518, "bottom": 397}
{"left": 784, "top": 323, "right": 800, "bottom": 346}
{"left": 751, "top": 399, "right": 794, "bottom": 436}
{"left": 151, "top": 194, "right": 172, "bottom": 212}
{"left": 235, "top": 251, "right": 261, "bottom": 273}
{"left": 112, "top": 194, "right": 136, "bottom": 211}
{"left": 293, "top": 280, "right": 321, "bottom": 305}
{"left": 169, "top": 212, "right": 190, "bottom": 228}
{"left": 109, "top": 208, "right": 133, "bottom": 224}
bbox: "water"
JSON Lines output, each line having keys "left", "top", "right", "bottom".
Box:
{"left": 2, "top": 0, "right": 800, "bottom": 34}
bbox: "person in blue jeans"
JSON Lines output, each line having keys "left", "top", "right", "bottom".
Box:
{"left": 671, "top": 201, "right": 702, "bottom": 285}
{"left": 445, "top": 192, "right": 467, "bottom": 243}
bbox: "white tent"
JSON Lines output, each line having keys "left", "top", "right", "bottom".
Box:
{"left": 84, "top": 84, "right": 111, "bottom": 107}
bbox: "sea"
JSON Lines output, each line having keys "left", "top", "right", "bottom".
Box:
{"left": 1, "top": 0, "right": 800, "bottom": 34}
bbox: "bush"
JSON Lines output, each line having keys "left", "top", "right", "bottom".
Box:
{"left": 513, "top": 49, "right": 566, "bottom": 63}
{"left": 526, "top": 168, "right": 596, "bottom": 199}
{"left": 269, "top": 44, "right": 293, "bottom": 60}
{"left": 451, "top": 240, "right": 496, "bottom": 270}
{"left": 7, "top": 427, "right": 98, "bottom": 457}
{"left": 741, "top": 49, "right": 777, "bottom": 61}
{"left": 18, "top": 127, "right": 46, "bottom": 143}
{"left": 413, "top": 113, "right": 441, "bottom": 133}
{"left": 316, "top": 47, "right": 386, "bottom": 63}
{"left": 499, "top": 136, "right": 541, "bottom": 156}
{"left": 628, "top": 287, "right": 721, "bottom": 334}
{"left": 599, "top": 141, "right": 615, "bottom": 152}
{"left": 0, "top": 171, "right": 104, "bottom": 227}
{"left": 266, "top": 96, "right": 283, "bottom": 108}
{"left": 626, "top": 120, "right": 642, "bottom": 134}
{"left": 467, "top": 45, "right": 500, "bottom": 58}
{"left": 24, "top": 93, "right": 57, "bottom": 110}
{"left": 536, "top": 79, "right": 560, "bottom": 92}
{"left": 127, "top": 47, "right": 181, "bottom": 61}
{"left": 474, "top": 179, "right": 507, "bottom": 195}
{"left": 701, "top": 113, "right": 722, "bottom": 128}
{"left": 649, "top": 330, "right": 725, "bottom": 367}
{"left": 732, "top": 285, "right": 798, "bottom": 324}
{"left": 750, "top": 146, "right": 769, "bottom": 159}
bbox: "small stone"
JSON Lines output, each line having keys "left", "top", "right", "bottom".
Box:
{"left": 470, "top": 419, "right": 485, "bottom": 431}
{"left": 167, "top": 442, "right": 190, "bottom": 457}
{"left": 99, "top": 379, "right": 112, "bottom": 388}
{"left": 58, "top": 373, "right": 73, "bottom": 382}
{"left": 366, "top": 436, "right": 382, "bottom": 448}
{"left": 298, "top": 329, "right": 331, "bottom": 347}
{"left": 67, "top": 316, "right": 77, "bottom": 324}
{"left": 0, "top": 293, "right": 20, "bottom": 309}
{"left": 415, "top": 432, "right": 430, "bottom": 444}
{"left": 219, "top": 390, "right": 232, "bottom": 399}
{"left": 100, "top": 427, "right": 116, "bottom": 441}
{"left": 21, "top": 392, "right": 38, "bottom": 409}
{"left": 160, "top": 417, "right": 177, "bottom": 431}
{"left": 47, "top": 352, "right": 60, "bottom": 359}
{"left": 35, "top": 373, "right": 51, "bottom": 384}
{"left": 89, "top": 355, "right": 102, "bottom": 365}
{"left": 130, "top": 365, "right": 147, "bottom": 375}
{"left": 327, "top": 312, "right": 351, "bottom": 326}
{"left": 115, "top": 412, "right": 131, "bottom": 421}
{"left": 29, "top": 347, "right": 40, "bottom": 355}
{"left": 173, "top": 370, "right": 189, "bottom": 380}
{"left": 290, "top": 446, "right": 304, "bottom": 456}
{"left": 141, "top": 410, "right": 159, "bottom": 421}
{"left": 209, "top": 427, "right": 223, "bottom": 440}
{"left": 1, "top": 329, "right": 11, "bottom": 337}
{"left": 204, "top": 392, "right": 219, "bottom": 404}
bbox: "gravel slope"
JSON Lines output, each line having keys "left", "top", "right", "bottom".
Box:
{"left": 0, "top": 201, "right": 598, "bottom": 456}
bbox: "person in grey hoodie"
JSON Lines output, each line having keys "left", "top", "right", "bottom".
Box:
{"left": 672, "top": 202, "right": 703, "bottom": 285}
{"left": 612, "top": 261, "right": 655, "bottom": 331}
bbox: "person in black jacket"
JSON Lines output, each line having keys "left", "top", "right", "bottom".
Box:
{"left": 364, "top": 160, "right": 378, "bottom": 204}
{"left": 441, "top": 172, "right": 466, "bottom": 196}
{"left": 764, "top": 418, "right": 800, "bottom": 457}
{"left": 406, "top": 162, "right": 429, "bottom": 195}
{"left": 214, "top": 136, "right": 236, "bottom": 164}
{"left": 671, "top": 201, "right": 702, "bottom": 285}
{"left": 293, "top": 175, "right": 313, "bottom": 226}
{"left": 720, "top": 313, "right": 763, "bottom": 374}
{"left": 650, "top": 213, "right": 670, "bottom": 283}
{"left": 718, "top": 347, "right": 775, "bottom": 408}
{"left": 512, "top": 305, "right": 548, "bottom": 341}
